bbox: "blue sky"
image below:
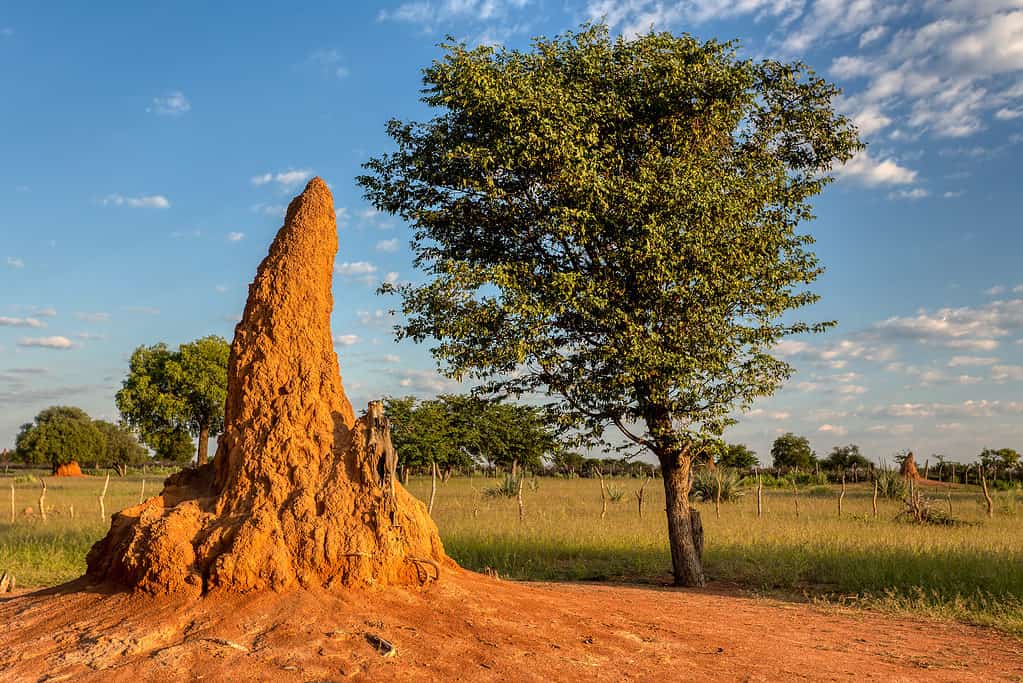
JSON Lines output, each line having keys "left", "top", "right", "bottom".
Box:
{"left": 1, "top": 1, "right": 1021, "bottom": 465}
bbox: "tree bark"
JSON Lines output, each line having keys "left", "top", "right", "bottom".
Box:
{"left": 197, "top": 423, "right": 210, "bottom": 466}
{"left": 660, "top": 455, "right": 706, "bottom": 587}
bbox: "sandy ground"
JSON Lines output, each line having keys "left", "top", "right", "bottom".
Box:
{"left": 0, "top": 570, "right": 1020, "bottom": 682}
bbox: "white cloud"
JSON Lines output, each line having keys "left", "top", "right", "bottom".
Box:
{"left": 866, "top": 423, "right": 914, "bottom": 436}
{"left": 227, "top": 232, "right": 245, "bottom": 242}
{"left": 75, "top": 331, "right": 106, "bottom": 341}
{"left": 996, "top": 107, "right": 1023, "bottom": 119}
{"left": 335, "top": 261, "right": 378, "bottom": 276}
{"left": 836, "top": 150, "right": 917, "bottom": 186}
{"left": 6, "top": 257, "right": 24, "bottom": 268}
{"left": 831, "top": 56, "right": 877, "bottom": 80}
{"left": 852, "top": 104, "right": 893, "bottom": 136}
{"left": 888, "top": 188, "right": 929, "bottom": 200}
{"left": 251, "top": 169, "right": 313, "bottom": 188}
{"left": 860, "top": 25, "right": 888, "bottom": 47}
{"left": 380, "top": 0, "right": 533, "bottom": 28}
{"left": 985, "top": 285, "right": 1007, "bottom": 296}
{"left": 215, "top": 285, "right": 228, "bottom": 293}
{"left": 150, "top": 91, "right": 190, "bottom": 115}
{"left": 991, "top": 364, "right": 1023, "bottom": 382}
{"left": 75, "top": 312, "right": 110, "bottom": 322}
{"left": 875, "top": 298, "right": 1023, "bottom": 349}
{"left": 375, "top": 238, "right": 400, "bottom": 253}
{"left": 31, "top": 306, "right": 57, "bottom": 318}
{"left": 817, "top": 424, "right": 849, "bottom": 436}
{"left": 0, "top": 316, "right": 44, "bottom": 328}
{"left": 309, "top": 49, "right": 351, "bottom": 79}
{"left": 948, "top": 355, "right": 999, "bottom": 367}
{"left": 943, "top": 190, "right": 965, "bottom": 198}
{"left": 383, "top": 271, "right": 400, "bottom": 285}
{"left": 333, "top": 334, "right": 360, "bottom": 346}
{"left": 18, "top": 336, "right": 74, "bottom": 349}
{"left": 336, "top": 207, "right": 350, "bottom": 226}
{"left": 388, "top": 367, "right": 461, "bottom": 394}
{"left": 876, "top": 399, "right": 1023, "bottom": 419}
{"left": 383, "top": 354, "right": 401, "bottom": 363}
{"left": 102, "top": 194, "right": 171, "bottom": 209}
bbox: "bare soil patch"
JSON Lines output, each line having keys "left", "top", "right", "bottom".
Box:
{"left": 1, "top": 569, "right": 1020, "bottom": 682}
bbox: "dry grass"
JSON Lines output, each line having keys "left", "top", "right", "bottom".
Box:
{"left": 2, "top": 470, "right": 1021, "bottom": 635}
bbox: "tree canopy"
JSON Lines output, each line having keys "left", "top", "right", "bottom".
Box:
{"left": 360, "top": 24, "right": 860, "bottom": 586}
{"left": 93, "top": 420, "right": 149, "bottom": 474}
{"left": 14, "top": 406, "right": 105, "bottom": 470}
{"left": 116, "top": 335, "right": 229, "bottom": 465}
{"left": 823, "top": 444, "right": 871, "bottom": 471}
{"left": 979, "top": 447, "right": 1020, "bottom": 469}
{"left": 771, "top": 433, "right": 817, "bottom": 470}
{"left": 383, "top": 394, "right": 563, "bottom": 473}
{"left": 717, "top": 443, "right": 759, "bottom": 470}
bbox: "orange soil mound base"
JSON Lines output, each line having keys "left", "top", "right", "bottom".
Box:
{"left": 52, "top": 462, "right": 85, "bottom": 477}
{"left": 1, "top": 571, "right": 1020, "bottom": 682}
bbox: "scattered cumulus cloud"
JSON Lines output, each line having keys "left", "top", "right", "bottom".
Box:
{"left": 335, "top": 261, "right": 378, "bottom": 276}
{"left": 836, "top": 150, "right": 918, "bottom": 186}
{"left": 227, "top": 232, "right": 245, "bottom": 242}
{"left": 334, "top": 334, "right": 360, "bottom": 346}
{"left": 149, "top": 91, "right": 190, "bottom": 115}
{"left": 375, "top": 238, "right": 400, "bottom": 252}
{"left": 309, "top": 49, "right": 351, "bottom": 79}
{"left": 102, "top": 194, "right": 170, "bottom": 209}
{"left": 17, "top": 336, "right": 75, "bottom": 349}
{"left": 0, "top": 316, "right": 44, "bottom": 328}
{"left": 6, "top": 257, "right": 24, "bottom": 268}
{"left": 888, "top": 188, "right": 929, "bottom": 200}
{"left": 251, "top": 169, "right": 313, "bottom": 188}
{"left": 74, "top": 312, "right": 110, "bottom": 322}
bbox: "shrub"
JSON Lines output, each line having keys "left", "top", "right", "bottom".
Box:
{"left": 483, "top": 474, "right": 522, "bottom": 498}
{"left": 876, "top": 470, "right": 906, "bottom": 500}
{"left": 605, "top": 483, "right": 625, "bottom": 503}
{"left": 690, "top": 468, "right": 745, "bottom": 503}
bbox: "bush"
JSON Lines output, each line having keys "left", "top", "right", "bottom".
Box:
{"left": 690, "top": 468, "right": 745, "bottom": 503}
{"left": 605, "top": 483, "right": 625, "bottom": 503}
{"left": 484, "top": 474, "right": 522, "bottom": 498}
{"left": 876, "top": 470, "right": 906, "bottom": 500}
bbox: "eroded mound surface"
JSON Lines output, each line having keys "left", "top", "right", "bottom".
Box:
{"left": 53, "top": 462, "right": 85, "bottom": 477}
{"left": 86, "top": 177, "right": 448, "bottom": 595}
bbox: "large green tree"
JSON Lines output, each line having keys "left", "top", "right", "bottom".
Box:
{"left": 116, "top": 335, "right": 229, "bottom": 466}
{"left": 15, "top": 406, "right": 105, "bottom": 471}
{"left": 771, "top": 433, "right": 817, "bottom": 470}
{"left": 717, "top": 443, "right": 759, "bottom": 470}
{"left": 359, "top": 25, "right": 860, "bottom": 585}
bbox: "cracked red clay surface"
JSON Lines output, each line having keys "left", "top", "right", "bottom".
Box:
{"left": 1, "top": 569, "right": 1020, "bottom": 682}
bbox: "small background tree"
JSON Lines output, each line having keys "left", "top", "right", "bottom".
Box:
{"left": 14, "top": 406, "right": 105, "bottom": 473}
{"left": 93, "top": 420, "right": 149, "bottom": 475}
{"left": 771, "top": 433, "right": 817, "bottom": 470}
{"left": 116, "top": 335, "right": 229, "bottom": 465}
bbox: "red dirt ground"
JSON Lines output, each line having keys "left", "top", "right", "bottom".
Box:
{"left": 1, "top": 569, "right": 1020, "bottom": 682}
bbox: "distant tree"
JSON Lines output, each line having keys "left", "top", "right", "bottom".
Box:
{"left": 93, "top": 420, "right": 149, "bottom": 475}
{"left": 116, "top": 335, "right": 229, "bottom": 466}
{"left": 979, "top": 447, "right": 1020, "bottom": 469}
{"left": 360, "top": 25, "right": 860, "bottom": 586}
{"left": 148, "top": 428, "right": 196, "bottom": 464}
{"left": 771, "top": 433, "right": 816, "bottom": 470}
{"left": 384, "top": 394, "right": 564, "bottom": 474}
{"left": 823, "top": 444, "right": 871, "bottom": 471}
{"left": 14, "top": 406, "right": 105, "bottom": 472}
{"left": 718, "top": 443, "right": 759, "bottom": 470}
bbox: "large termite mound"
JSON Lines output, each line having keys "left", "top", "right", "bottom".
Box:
{"left": 86, "top": 177, "right": 448, "bottom": 596}
{"left": 899, "top": 451, "right": 921, "bottom": 480}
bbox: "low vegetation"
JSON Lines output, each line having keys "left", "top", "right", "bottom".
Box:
{"left": 2, "top": 471, "right": 1020, "bottom": 636}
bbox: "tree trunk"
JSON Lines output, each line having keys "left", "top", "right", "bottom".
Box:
{"left": 659, "top": 455, "right": 706, "bottom": 587}
{"left": 197, "top": 423, "right": 210, "bottom": 466}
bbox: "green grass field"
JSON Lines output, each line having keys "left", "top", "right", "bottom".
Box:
{"left": 2, "top": 470, "right": 1021, "bottom": 635}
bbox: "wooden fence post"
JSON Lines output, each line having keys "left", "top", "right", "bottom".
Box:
{"left": 838, "top": 473, "right": 846, "bottom": 517}
{"left": 517, "top": 476, "right": 525, "bottom": 522}
{"left": 99, "top": 473, "right": 110, "bottom": 521}
{"left": 428, "top": 461, "right": 438, "bottom": 515}
{"left": 38, "top": 479, "right": 47, "bottom": 522}
{"left": 139, "top": 479, "right": 146, "bottom": 504}
{"left": 980, "top": 468, "right": 994, "bottom": 519}
{"left": 872, "top": 476, "right": 878, "bottom": 518}
{"left": 791, "top": 478, "right": 799, "bottom": 518}
{"left": 635, "top": 476, "right": 649, "bottom": 519}
{"left": 756, "top": 470, "right": 763, "bottom": 518}
{"left": 9, "top": 481, "right": 14, "bottom": 523}
{"left": 598, "top": 469, "right": 608, "bottom": 521}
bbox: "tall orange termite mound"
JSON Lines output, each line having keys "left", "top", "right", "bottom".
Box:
{"left": 87, "top": 177, "right": 448, "bottom": 595}
{"left": 900, "top": 451, "right": 921, "bottom": 480}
